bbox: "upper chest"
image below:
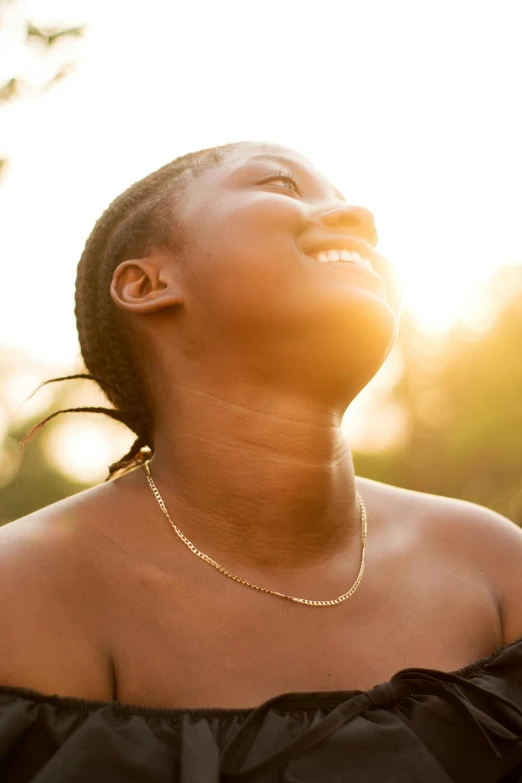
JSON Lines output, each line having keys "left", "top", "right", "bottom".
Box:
{"left": 100, "top": 511, "right": 502, "bottom": 709}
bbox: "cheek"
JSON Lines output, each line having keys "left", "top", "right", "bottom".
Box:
{"left": 213, "top": 194, "right": 302, "bottom": 250}
{"left": 185, "top": 195, "right": 306, "bottom": 306}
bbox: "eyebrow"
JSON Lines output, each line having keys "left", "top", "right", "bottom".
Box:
{"left": 248, "top": 154, "right": 346, "bottom": 201}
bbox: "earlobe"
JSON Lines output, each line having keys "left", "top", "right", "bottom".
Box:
{"left": 110, "top": 258, "right": 183, "bottom": 314}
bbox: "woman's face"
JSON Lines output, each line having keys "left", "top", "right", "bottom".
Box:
{"left": 160, "top": 142, "right": 401, "bottom": 408}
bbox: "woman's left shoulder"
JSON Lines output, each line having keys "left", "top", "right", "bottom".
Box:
{"left": 356, "top": 476, "right": 521, "bottom": 542}
{"left": 356, "top": 477, "right": 522, "bottom": 646}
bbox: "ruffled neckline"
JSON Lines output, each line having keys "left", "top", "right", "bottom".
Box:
{"left": 1, "top": 633, "right": 521, "bottom": 721}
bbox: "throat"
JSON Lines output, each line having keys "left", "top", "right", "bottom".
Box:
{"left": 148, "top": 393, "right": 362, "bottom": 573}
{"left": 145, "top": 458, "right": 362, "bottom": 576}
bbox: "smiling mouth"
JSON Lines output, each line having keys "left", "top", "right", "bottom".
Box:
{"left": 301, "top": 235, "right": 379, "bottom": 273}
{"left": 308, "top": 248, "right": 373, "bottom": 271}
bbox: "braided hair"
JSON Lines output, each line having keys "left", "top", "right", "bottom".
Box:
{"left": 23, "top": 142, "right": 245, "bottom": 478}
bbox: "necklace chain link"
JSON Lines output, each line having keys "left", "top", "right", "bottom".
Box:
{"left": 143, "top": 459, "right": 367, "bottom": 607}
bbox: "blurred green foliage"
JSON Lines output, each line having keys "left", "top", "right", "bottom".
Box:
{"left": 0, "top": 413, "right": 87, "bottom": 526}
{"left": 0, "top": 0, "right": 88, "bottom": 520}
{"left": 0, "top": 363, "right": 91, "bottom": 525}
{"left": 1, "top": 263, "right": 522, "bottom": 526}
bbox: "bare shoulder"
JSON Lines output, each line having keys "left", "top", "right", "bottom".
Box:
{"left": 0, "top": 482, "right": 123, "bottom": 699}
{"left": 0, "top": 479, "right": 126, "bottom": 584}
{"left": 358, "top": 477, "right": 522, "bottom": 645}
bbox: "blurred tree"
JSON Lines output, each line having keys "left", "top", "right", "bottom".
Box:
{"left": 0, "top": 0, "right": 85, "bottom": 175}
{"left": 0, "top": 348, "right": 135, "bottom": 525}
{"left": 354, "top": 264, "right": 522, "bottom": 524}
{"left": 0, "top": 1, "right": 88, "bottom": 519}
{"left": 0, "top": 409, "right": 88, "bottom": 526}
{"left": 0, "top": 350, "right": 89, "bottom": 525}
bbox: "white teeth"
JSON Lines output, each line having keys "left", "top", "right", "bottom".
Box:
{"left": 310, "top": 248, "right": 373, "bottom": 270}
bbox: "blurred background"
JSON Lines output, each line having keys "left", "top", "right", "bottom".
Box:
{"left": 1, "top": 0, "right": 521, "bottom": 525}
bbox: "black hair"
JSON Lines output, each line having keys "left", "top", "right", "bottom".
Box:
{"left": 22, "top": 142, "right": 245, "bottom": 478}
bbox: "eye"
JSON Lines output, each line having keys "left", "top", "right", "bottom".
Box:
{"left": 257, "top": 170, "right": 302, "bottom": 196}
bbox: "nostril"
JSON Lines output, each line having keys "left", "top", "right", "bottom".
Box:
{"left": 320, "top": 206, "right": 378, "bottom": 246}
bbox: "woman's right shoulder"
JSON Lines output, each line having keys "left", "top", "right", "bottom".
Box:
{"left": 0, "top": 465, "right": 146, "bottom": 560}
{"left": 0, "top": 480, "right": 120, "bottom": 572}
{"left": 0, "top": 483, "right": 122, "bottom": 700}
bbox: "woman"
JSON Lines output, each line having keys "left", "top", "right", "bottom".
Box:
{"left": 1, "top": 141, "right": 522, "bottom": 781}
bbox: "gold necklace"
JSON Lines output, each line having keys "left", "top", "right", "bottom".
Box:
{"left": 143, "top": 459, "right": 367, "bottom": 607}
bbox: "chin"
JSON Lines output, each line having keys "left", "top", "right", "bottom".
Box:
{"left": 298, "top": 298, "right": 398, "bottom": 405}
{"left": 348, "top": 298, "right": 398, "bottom": 371}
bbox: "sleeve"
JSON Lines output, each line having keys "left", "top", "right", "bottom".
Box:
{"left": 0, "top": 686, "right": 179, "bottom": 783}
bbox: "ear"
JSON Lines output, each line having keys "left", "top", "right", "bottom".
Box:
{"left": 110, "top": 255, "right": 183, "bottom": 314}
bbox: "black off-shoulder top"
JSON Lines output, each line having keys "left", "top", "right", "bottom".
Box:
{"left": 1, "top": 637, "right": 522, "bottom": 782}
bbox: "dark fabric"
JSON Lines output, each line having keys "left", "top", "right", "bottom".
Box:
{"left": 1, "top": 637, "right": 522, "bottom": 782}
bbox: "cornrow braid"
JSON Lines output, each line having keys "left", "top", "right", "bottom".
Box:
{"left": 23, "top": 141, "right": 246, "bottom": 479}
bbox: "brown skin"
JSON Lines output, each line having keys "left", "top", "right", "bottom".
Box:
{"left": 1, "top": 142, "right": 522, "bottom": 709}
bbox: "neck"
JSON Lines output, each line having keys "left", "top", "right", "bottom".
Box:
{"left": 148, "top": 385, "right": 362, "bottom": 583}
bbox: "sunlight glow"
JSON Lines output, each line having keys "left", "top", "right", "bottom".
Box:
{"left": 43, "top": 418, "right": 134, "bottom": 484}
{"left": 342, "top": 349, "right": 408, "bottom": 452}
{"left": 401, "top": 275, "right": 477, "bottom": 334}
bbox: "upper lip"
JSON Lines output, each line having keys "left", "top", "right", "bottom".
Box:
{"left": 300, "top": 236, "right": 377, "bottom": 267}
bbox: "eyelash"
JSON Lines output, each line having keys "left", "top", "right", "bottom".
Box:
{"left": 258, "top": 170, "right": 302, "bottom": 196}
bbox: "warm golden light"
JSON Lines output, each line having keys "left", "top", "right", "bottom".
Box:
{"left": 43, "top": 418, "right": 133, "bottom": 484}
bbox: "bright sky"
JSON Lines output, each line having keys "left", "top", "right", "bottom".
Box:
{"left": 1, "top": 0, "right": 522, "bottom": 481}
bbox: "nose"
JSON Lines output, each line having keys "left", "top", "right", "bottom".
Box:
{"left": 318, "top": 205, "right": 378, "bottom": 247}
